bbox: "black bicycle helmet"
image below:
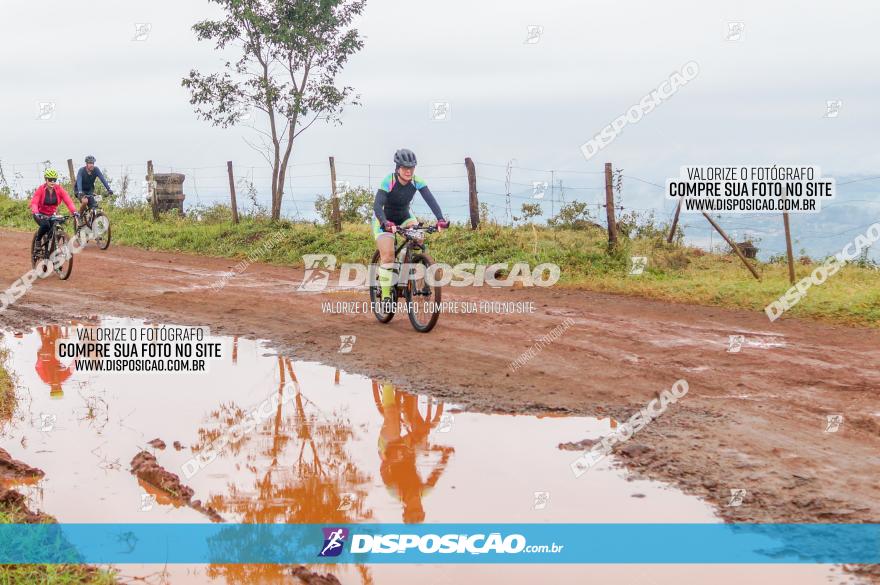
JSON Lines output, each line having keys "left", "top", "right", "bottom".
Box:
{"left": 393, "top": 148, "right": 417, "bottom": 168}
{"left": 85, "top": 155, "right": 96, "bottom": 164}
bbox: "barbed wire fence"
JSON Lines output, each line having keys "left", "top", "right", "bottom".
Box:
{"left": 1, "top": 157, "right": 878, "bottom": 264}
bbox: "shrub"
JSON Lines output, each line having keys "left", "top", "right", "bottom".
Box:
{"left": 314, "top": 186, "right": 373, "bottom": 224}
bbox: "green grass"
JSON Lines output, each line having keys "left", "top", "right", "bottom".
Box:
{"left": 0, "top": 503, "right": 118, "bottom": 585}
{"left": 0, "top": 348, "right": 13, "bottom": 422}
{"left": 1, "top": 194, "right": 878, "bottom": 326}
{"left": 0, "top": 565, "right": 116, "bottom": 585}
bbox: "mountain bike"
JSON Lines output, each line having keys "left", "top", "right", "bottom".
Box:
{"left": 31, "top": 215, "right": 74, "bottom": 280}
{"left": 369, "top": 224, "right": 443, "bottom": 333}
{"left": 75, "top": 194, "right": 111, "bottom": 250}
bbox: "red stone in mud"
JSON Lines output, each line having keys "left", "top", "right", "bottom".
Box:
{"left": 289, "top": 566, "right": 342, "bottom": 585}
{"left": 129, "top": 451, "right": 224, "bottom": 522}
{"left": 0, "top": 447, "right": 45, "bottom": 480}
{"left": 190, "top": 499, "right": 224, "bottom": 523}
{"left": 130, "top": 450, "right": 194, "bottom": 501}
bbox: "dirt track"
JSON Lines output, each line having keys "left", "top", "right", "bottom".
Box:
{"left": 1, "top": 228, "right": 879, "bottom": 532}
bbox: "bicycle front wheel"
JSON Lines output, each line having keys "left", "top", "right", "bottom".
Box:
{"left": 405, "top": 252, "right": 441, "bottom": 333}
{"left": 31, "top": 231, "right": 40, "bottom": 269}
{"left": 368, "top": 250, "right": 395, "bottom": 323}
{"left": 53, "top": 231, "right": 74, "bottom": 280}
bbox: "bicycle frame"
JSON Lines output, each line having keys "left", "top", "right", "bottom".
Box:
{"left": 391, "top": 226, "right": 436, "bottom": 288}
{"left": 369, "top": 223, "right": 442, "bottom": 332}
{"left": 46, "top": 215, "right": 68, "bottom": 236}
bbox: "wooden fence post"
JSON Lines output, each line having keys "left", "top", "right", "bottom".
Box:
{"left": 227, "top": 161, "right": 239, "bottom": 224}
{"left": 783, "top": 212, "right": 796, "bottom": 284}
{"left": 667, "top": 200, "right": 682, "bottom": 243}
{"left": 604, "top": 162, "right": 618, "bottom": 248}
{"left": 66, "top": 159, "right": 76, "bottom": 191}
{"left": 465, "top": 157, "right": 479, "bottom": 229}
{"left": 147, "top": 160, "right": 158, "bottom": 221}
{"left": 702, "top": 212, "right": 761, "bottom": 280}
{"left": 329, "top": 156, "right": 341, "bottom": 232}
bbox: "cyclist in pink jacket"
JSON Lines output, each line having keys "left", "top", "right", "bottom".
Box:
{"left": 30, "top": 169, "right": 78, "bottom": 256}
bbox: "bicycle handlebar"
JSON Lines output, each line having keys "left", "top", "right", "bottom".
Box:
{"left": 397, "top": 224, "right": 439, "bottom": 237}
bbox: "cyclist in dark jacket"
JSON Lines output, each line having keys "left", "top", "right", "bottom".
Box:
{"left": 75, "top": 155, "right": 113, "bottom": 218}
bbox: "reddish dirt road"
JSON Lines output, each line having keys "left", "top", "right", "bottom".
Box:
{"left": 1, "top": 228, "right": 878, "bottom": 537}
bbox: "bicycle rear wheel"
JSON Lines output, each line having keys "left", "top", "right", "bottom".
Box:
{"left": 405, "top": 252, "right": 441, "bottom": 333}
{"left": 368, "top": 250, "right": 395, "bottom": 323}
{"left": 53, "top": 230, "right": 74, "bottom": 280}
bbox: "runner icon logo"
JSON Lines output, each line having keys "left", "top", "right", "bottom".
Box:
{"left": 299, "top": 254, "right": 337, "bottom": 292}
{"left": 319, "top": 527, "right": 349, "bottom": 557}
{"left": 727, "top": 488, "right": 747, "bottom": 507}
{"left": 39, "top": 413, "right": 57, "bottom": 432}
{"left": 339, "top": 335, "right": 356, "bottom": 354}
{"left": 140, "top": 493, "right": 156, "bottom": 512}
{"left": 727, "top": 335, "right": 745, "bottom": 353}
{"left": 437, "top": 413, "right": 454, "bottom": 433}
{"left": 825, "top": 414, "right": 844, "bottom": 433}
{"left": 630, "top": 256, "right": 648, "bottom": 276}
{"left": 533, "top": 491, "right": 551, "bottom": 510}
{"left": 337, "top": 493, "right": 355, "bottom": 511}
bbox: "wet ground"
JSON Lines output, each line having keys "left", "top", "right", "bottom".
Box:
{"left": 1, "top": 228, "right": 878, "bottom": 540}
{"left": 0, "top": 318, "right": 853, "bottom": 584}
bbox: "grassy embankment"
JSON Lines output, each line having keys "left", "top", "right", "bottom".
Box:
{"left": 0, "top": 194, "right": 878, "bottom": 326}
{"left": 0, "top": 349, "right": 117, "bottom": 585}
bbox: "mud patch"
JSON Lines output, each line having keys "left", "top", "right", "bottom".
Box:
{"left": 0, "top": 447, "right": 44, "bottom": 480}
{"left": 130, "top": 451, "right": 223, "bottom": 523}
{"left": 290, "top": 566, "right": 343, "bottom": 585}
{"left": 147, "top": 438, "right": 167, "bottom": 450}
{"left": 0, "top": 318, "right": 859, "bottom": 585}
{"left": 0, "top": 488, "right": 54, "bottom": 523}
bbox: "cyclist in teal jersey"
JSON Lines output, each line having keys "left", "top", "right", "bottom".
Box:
{"left": 373, "top": 149, "right": 448, "bottom": 301}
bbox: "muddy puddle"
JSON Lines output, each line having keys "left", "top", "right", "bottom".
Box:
{"left": 0, "top": 318, "right": 849, "bottom": 584}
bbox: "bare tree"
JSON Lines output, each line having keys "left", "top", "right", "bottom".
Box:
{"left": 182, "top": 0, "right": 364, "bottom": 220}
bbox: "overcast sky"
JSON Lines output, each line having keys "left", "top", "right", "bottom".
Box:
{"left": 2, "top": 0, "right": 878, "bottom": 258}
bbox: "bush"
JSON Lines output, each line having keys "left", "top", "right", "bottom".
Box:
{"left": 616, "top": 210, "right": 670, "bottom": 241}
{"left": 548, "top": 200, "right": 600, "bottom": 230}
{"left": 314, "top": 186, "right": 373, "bottom": 225}
{"left": 513, "top": 202, "right": 542, "bottom": 224}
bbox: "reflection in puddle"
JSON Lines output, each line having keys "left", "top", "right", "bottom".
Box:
{"left": 0, "top": 318, "right": 845, "bottom": 584}
{"left": 35, "top": 325, "right": 75, "bottom": 398}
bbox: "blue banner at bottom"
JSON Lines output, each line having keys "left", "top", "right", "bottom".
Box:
{"left": 0, "top": 524, "right": 876, "bottom": 564}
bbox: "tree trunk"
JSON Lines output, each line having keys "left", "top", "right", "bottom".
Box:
{"left": 270, "top": 161, "right": 280, "bottom": 220}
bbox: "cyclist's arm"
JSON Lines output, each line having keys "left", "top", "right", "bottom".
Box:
{"left": 58, "top": 187, "right": 78, "bottom": 215}
{"left": 374, "top": 189, "right": 389, "bottom": 225}
{"left": 95, "top": 167, "right": 111, "bottom": 192}
{"left": 418, "top": 185, "right": 445, "bottom": 221}
{"left": 75, "top": 168, "right": 84, "bottom": 194}
{"left": 30, "top": 188, "right": 42, "bottom": 214}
